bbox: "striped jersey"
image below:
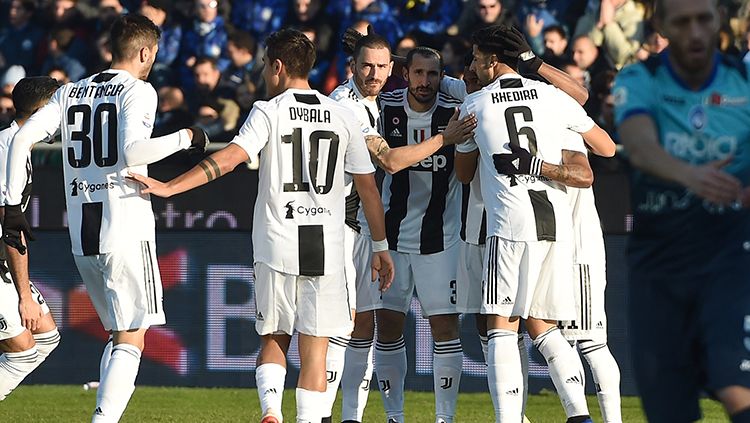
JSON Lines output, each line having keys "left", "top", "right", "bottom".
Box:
{"left": 380, "top": 88, "right": 462, "bottom": 254}
{"left": 8, "top": 69, "right": 159, "bottom": 256}
{"left": 0, "top": 122, "right": 34, "bottom": 212}
{"left": 457, "top": 74, "right": 595, "bottom": 242}
{"left": 231, "top": 88, "right": 374, "bottom": 276}
{"left": 329, "top": 78, "right": 380, "bottom": 234}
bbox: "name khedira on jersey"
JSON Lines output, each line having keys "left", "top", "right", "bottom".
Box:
{"left": 68, "top": 84, "right": 126, "bottom": 99}
{"left": 491, "top": 89, "right": 539, "bottom": 103}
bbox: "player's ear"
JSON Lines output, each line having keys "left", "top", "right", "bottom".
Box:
{"left": 272, "top": 58, "right": 283, "bottom": 76}
{"left": 401, "top": 65, "right": 408, "bottom": 80}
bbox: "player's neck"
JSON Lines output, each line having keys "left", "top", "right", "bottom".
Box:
{"left": 666, "top": 50, "right": 716, "bottom": 91}
{"left": 280, "top": 77, "right": 312, "bottom": 93}
{"left": 353, "top": 79, "right": 377, "bottom": 102}
{"left": 110, "top": 62, "right": 144, "bottom": 81}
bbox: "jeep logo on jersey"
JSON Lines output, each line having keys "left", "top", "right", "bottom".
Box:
{"left": 69, "top": 178, "right": 116, "bottom": 196}
{"left": 410, "top": 155, "right": 447, "bottom": 172}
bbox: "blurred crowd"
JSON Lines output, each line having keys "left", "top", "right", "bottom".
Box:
{"left": 1, "top": 0, "right": 750, "bottom": 142}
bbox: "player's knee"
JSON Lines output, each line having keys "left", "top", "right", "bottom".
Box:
{"left": 32, "top": 328, "right": 60, "bottom": 363}
{"left": 0, "top": 347, "right": 40, "bottom": 376}
{"left": 376, "top": 310, "right": 405, "bottom": 341}
{"left": 428, "top": 314, "right": 460, "bottom": 341}
{"left": 352, "top": 312, "right": 375, "bottom": 339}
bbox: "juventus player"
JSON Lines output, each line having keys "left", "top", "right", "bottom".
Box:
{"left": 373, "top": 47, "right": 466, "bottom": 423}
{"left": 455, "top": 25, "right": 611, "bottom": 422}
{"left": 4, "top": 15, "right": 208, "bottom": 422}
{"left": 0, "top": 76, "right": 61, "bottom": 402}
{"left": 325, "top": 32, "right": 476, "bottom": 423}
{"left": 128, "top": 29, "right": 395, "bottom": 423}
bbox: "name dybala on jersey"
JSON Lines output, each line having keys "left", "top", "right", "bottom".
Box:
{"left": 230, "top": 89, "right": 374, "bottom": 276}
{"left": 6, "top": 69, "right": 164, "bottom": 256}
{"left": 329, "top": 78, "right": 381, "bottom": 234}
{"left": 379, "top": 89, "right": 462, "bottom": 254}
{"left": 457, "top": 74, "right": 595, "bottom": 243}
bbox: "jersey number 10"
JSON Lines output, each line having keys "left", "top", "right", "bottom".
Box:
{"left": 282, "top": 127, "right": 339, "bottom": 194}
{"left": 67, "top": 103, "right": 118, "bottom": 168}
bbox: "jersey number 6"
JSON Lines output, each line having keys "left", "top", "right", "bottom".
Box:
{"left": 67, "top": 103, "right": 118, "bottom": 168}
{"left": 505, "top": 106, "right": 538, "bottom": 155}
{"left": 282, "top": 127, "right": 340, "bottom": 195}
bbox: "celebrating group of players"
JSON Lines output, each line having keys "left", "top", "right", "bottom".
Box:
{"left": 3, "top": 0, "right": 750, "bottom": 422}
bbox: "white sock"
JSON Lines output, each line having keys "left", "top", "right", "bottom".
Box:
{"left": 0, "top": 348, "right": 39, "bottom": 401}
{"left": 518, "top": 333, "right": 529, "bottom": 414}
{"left": 374, "top": 336, "right": 406, "bottom": 422}
{"left": 256, "top": 363, "right": 286, "bottom": 417}
{"left": 341, "top": 337, "right": 373, "bottom": 422}
{"left": 487, "top": 329, "right": 523, "bottom": 422}
{"left": 322, "top": 336, "right": 348, "bottom": 418}
{"left": 97, "top": 337, "right": 114, "bottom": 404}
{"left": 296, "top": 387, "right": 326, "bottom": 423}
{"left": 479, "top": 335, "right": 488, "bottom": 364}
{"left": 580, "top": 340, "right": 622, "bottom": 423}
{"left": 32, "top": 329, "right": 61, "bottom": 364}
{"left": 433, "top": 339, "right": 462, "bottom": 423}
{"left": 92, "top": 343, "right": 141, "bottom": 423}
{"left": 533, "top": 328, "right": 589, "bottom": 418}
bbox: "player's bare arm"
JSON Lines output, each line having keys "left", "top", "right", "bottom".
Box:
{"left": 455, "top": 150, "right": 479, "bottom": 184}
{"left": 369, "top": 110, "right": 476, "bottom": 174}
{"left": 537, "top": 63, "right": 589, "bottom": 105}
{"left": 4, "top": 231, "right": 40, "bottom": 331}
{"left": 580, "top": 124, "right": 616, "bottom": 157}
{"left": 619, "top": 114, "right": 742, "bottom": 205}
{"left": 352, "top": 172, "right": 394, "bottom": 291}
{"left": 128, "top": 143, "right": 249, "bottom": 198}
{"left": 541, "top": 150, "right": 594, "bottom": 188}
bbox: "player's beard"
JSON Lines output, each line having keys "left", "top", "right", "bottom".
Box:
{"left": 355, "top": 74, "right": 384, "bottom": 98}
{"left": 408, "top": 85, "right": 436, "bottom": 106}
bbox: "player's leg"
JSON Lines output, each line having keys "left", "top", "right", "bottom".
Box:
{"left": 517, "top": 331, "right": 530, "bottom": 416}
{"left": 296, "top": 333, "right": 330, "bottom": 423}
{"left": 29, "top": 282, "right": 60, "bottom": 366}
{"left": 0, "top": 329, "right": 38, "bottom": 401}
{"left": 577, "top": 340, "right": 621, "bottom": 423}
{"left": 457, "top": 241, "right": 487, "bottom": 362}
{"left": 374, "top": 250, "right": 412, "bottom": 423}
{"left": 256, "top": 334, "right": 290, "bottom": 423}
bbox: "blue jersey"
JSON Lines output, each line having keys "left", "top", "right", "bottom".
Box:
{"left": 614, "top": 51, "right": 750, "bottom": 272}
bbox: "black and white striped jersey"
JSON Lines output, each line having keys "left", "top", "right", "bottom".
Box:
{"left": 460, "top": 167, "right": 487, "bottom": 245}
{"left": 0, "top": 121, "right": 33, "bottom": 213}
{"left": 231, "top": 89, "right": 374, "bottom": 276}
{"left": 329, "top": 78, "right": 381, "bottom": 234}
{"left": 457, "top": 74, "right": 595, "bottom": 243}
{"left": 380, "top": 89, "right": 462, "bottom": 254}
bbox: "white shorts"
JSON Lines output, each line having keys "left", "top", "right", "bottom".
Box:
{"left": 0, "top": 279, "right": 51, "bottom": 341}
{"left": 456, "top": 241, "right": 484, "bottom": 314}
{"left": 481, "top": 236, "right": 575, "bottom": 321}
{"left": 345, "top": 227, "right": 382, "bottom": 313}
{"left": 379, "top": 242, "right": 459, "bottom": 317}
{"left": 559, "top": 262, "right": 608, "bottom": 342}
{"left": 254, "top": 261, "right": 353, "bottom": 337}
{"left": 73, "top": 241, "right": 166, "bottom": 332}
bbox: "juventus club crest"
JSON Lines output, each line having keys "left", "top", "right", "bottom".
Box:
{"left": 0, "top": 315, "right": 7, "bottom": 331}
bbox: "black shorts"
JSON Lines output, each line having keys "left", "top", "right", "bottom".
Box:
{"left": 628, "top": 239, "right": 750, "bottom": 422}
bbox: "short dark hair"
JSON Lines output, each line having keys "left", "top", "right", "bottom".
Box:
{"left": 353, "top": 33, "right": 391, "bottom": 61}
{"left": 542, "top": 24, "right": 566, "bottom": 40}
{"left": 143, "top": 0, "right": 171, "bottom": 12}
{"left": 406, "top": 46, "right": 443, "bottom": 70}
{"left": 265, "top": 28, "right": 316, "bottom": 78}
{"left": 110, "top": 14, "right": 161, "bottom": 63}
{"left": 228, "top": 30, "right": 257, "bottom": 56}
{"left": 12, "top": 76, "right": 62, "bottom": 119}
{"left": 463, "top": 50, "right": 474, "bottom": 68}
{"left": 50, "top": 26, "right": 76, "bottom": 51}
{"left": 193, "top": 56, "right": 219, "bottom": 70}
{"left": 471, "top": 25, "right": 519, "bottom": 70}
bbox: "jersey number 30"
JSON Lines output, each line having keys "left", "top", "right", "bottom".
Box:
{"left": 282, "top": 127, "right": 339, "bottom": 194}
{"left": 67, "top": 103, "right": 118, "bottom": 168}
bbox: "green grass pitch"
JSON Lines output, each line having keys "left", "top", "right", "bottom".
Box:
{"left": 1, "top": 385, "right": 729, "bottom": 422}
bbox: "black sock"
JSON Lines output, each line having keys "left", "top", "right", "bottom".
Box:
{"left": 566, "top": 416, "right": 591, "bottom": 423}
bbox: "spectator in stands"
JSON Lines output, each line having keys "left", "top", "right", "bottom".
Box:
{"left": 90, "top": 30, "right": 113, "bottom": 73}
{"left": 635, "top": 22, "right": 668, "bottom": 61}
{"left": 441, "top": 35, "right": 471, "bottom": 77}
{"left": 179, "top": 0, "right": 229, "bottom": 86}
{"left": 194, "top": 98, "right": 229, "bottom": 140}
{"left": 1, "top": 65, "right": 25, "bottom": 96}
{"left": 0, "top": 0, "right": 44, "bottom": 75}
{"left": 516, "top": 0, "right": 588, "bottom": 35}
{"left": 573, "top": 0, "right": 645, "bottom": 69}
{"left": 191, "top": 57, "right": 240, "bottom": 134}
{"left": 451, "top": 0, "right": 519, "bottom": 37}
{"left": 47, "top": 66, "right": 70, "bottom": 84}
{"left": 99, "top": 0, "right": 128, "bottom": 15}
{"left": 572, "top": 34, "right": 615, "bottom": 84}
{"left": 286, "top": 0, "right": 337, "bottom": 57}
{"left": 0, "top": 94, "right": 14, "bottom": 128}
{"left": 332, "top": 0, "right": 404, "bottom": 47}
{"left": 221, "top": 30, "right": 264, "bottom": 108}
{"left": 395, "top": 32, "right": 418, "bottom": 57}
{"left": 542, "top": 24, "right": 570, "bottom": 64}
{"left": 41, "top": 26, "right": 86, "bottom": 82}
{"left": 154, "top": 86, "right": 194, "bottom": 137}
{"left": 562, "top": 60, "right": 587, "bottom": 88}
{"left": 391, "top": 0, "right": 461, "bottom": 38}
{"left": 140, "top": 0, "right": 182, "bottom": 68}
{"left": 298, "top": 24, "right": 332, "bottom": 90}
{"left": 230, "top": 0, "right": 286, "bottom": 41}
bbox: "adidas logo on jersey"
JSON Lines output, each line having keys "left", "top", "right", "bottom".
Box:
{"left": 256, "top": 311, "right": 264, "bottom": 321}
{"left": 94, "top": 407, "right": 105, "bottom": 416}
{"left": 505, "top": 387, "right": 519, "bottom": 396}
{"left": 501, "top": 296, "right": 514, "bottom": 305}
{"left": 390, "top": 128, "right": 402, "bottom": 137}
{"left": 565, "top": 376, "right": 582, "bottom": 384}
{"left": 596, "top": 321, "right": 604, "bottom": 329}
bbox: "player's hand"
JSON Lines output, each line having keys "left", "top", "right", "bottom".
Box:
{"left": 683, "top": 158, "right": 742, "bottom": 205}
{"left": 501, "top": 26, "right": 543, "bottom": 73}
{"left": 2, "top": 204, "right": 34, "bottom": 255}
{"left": 127, "top": 172, "right": 173, "bottom": 198}
{"left": 493, "top": 143, "right": 542, "bottom": 176}
{"left": 441, "top": 109, "right": 477, "bottom": 145}
{"left": 371, "top": 250, "right": 394, "bottom": 292}
{"left": 19, "top": 294, "right": 42, "bottom": 331}
{"left": 342, "top": 24, "right": 373, "bottom": 55}
{"left": 525, "top": 14, "right": 544, "bottom": 38}
{"left": 187, "top": 126, "right": 210, "bottom": 153}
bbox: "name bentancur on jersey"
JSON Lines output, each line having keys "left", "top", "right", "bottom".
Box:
{"left": 68, "top": 83, "right": 126, "bottom": 99}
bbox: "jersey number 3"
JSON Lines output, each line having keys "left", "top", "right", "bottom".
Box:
{"left": 282, "top": 127, "right": 339, "bottom": 194}
{"left": 67, "top": 103, "right": 118, "bottom": 168}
